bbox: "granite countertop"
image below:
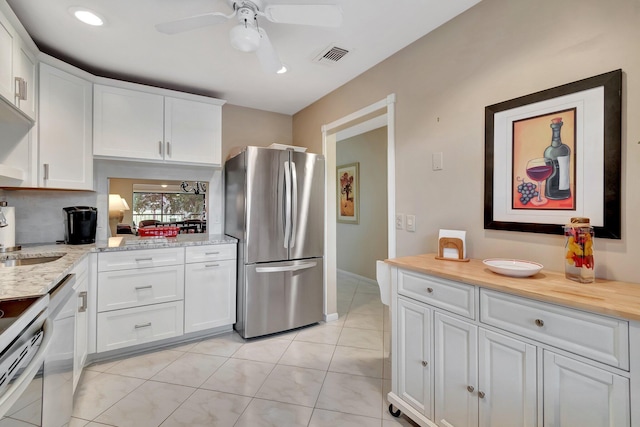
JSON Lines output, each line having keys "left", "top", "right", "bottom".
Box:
{"left": 386, "top": 253, "right": 640, "bottom": 322}
{"left": 0, "top": 234, "right": 237, "bottom": 301}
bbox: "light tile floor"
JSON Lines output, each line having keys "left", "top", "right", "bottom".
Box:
{"left": 71, "top": 274, "right": 419, "bottom": 427}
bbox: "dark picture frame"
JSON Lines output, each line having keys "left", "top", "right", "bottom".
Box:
{"left": 484, "top": 70, "right": 622, "bottom": 239}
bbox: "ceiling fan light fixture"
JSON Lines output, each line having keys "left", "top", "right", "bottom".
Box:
{"left": 229, "top": 23, "right": 260, "bottom": 52}
{"left": 69, "top": 7, "right": 105, "bottom": 26}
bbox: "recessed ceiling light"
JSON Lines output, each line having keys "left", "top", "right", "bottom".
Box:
{"left": 69, "top": 7, "right": 105, "bottom": 26}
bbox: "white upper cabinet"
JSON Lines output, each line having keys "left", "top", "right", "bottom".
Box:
{"left": 0, "top": 15, "right": 13, "bottom": 103}
{"left": 93, "top": 83, "right": 224, "bottom": 166}
{"left": 0, "top": 8, "right": 36, "bottom": 121}
{"left": 39, "top": 63, "right": 93, "bottom": 190}
{"left": 164, "top": 96, "right": 222, "bottom": 165}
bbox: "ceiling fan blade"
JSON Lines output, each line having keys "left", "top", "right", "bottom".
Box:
{"left": 263, "top": 4, "right": 342, "bottom": 27}
{"left": 155, "top": 12, "right": 233, "bottom": 34}
{"left": 255, "top": 28, "right": 283, "bottom": 74}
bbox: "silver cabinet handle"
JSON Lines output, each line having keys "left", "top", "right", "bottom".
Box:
{"left": 158, "top": 141, "right": 163, "bottom": 156}
{"left": 134, "top": 322, "right": 152, "bottom": 329}
{"left": 478, "top": 391, "right": 486, "bottom": 399}
{"left": 166, "top": 141, "right": 171, "bottom": 157}
{"left": 205, "top": 263, "right": 220, "bottom": 268}
{"left": 43, "top": 163, "right": 50, "bottom": 180}
{"left": 426, "top": 287, "right": 434, "bottom": 294}
{"left": 205, "top": 252, "right": 220, "bottom": 255}
{"left": 14, "top": 77, "right": 27, "bottom": 100}
{"left": 135, "top": 285, "right": 153, "bottom": 290}
{"left": 421, "top": 360, "right": 428, "bottom": 367}
{"left": 78, "top": 291, "right": 87, "bottom": 312}
{"left": 135, "top": 257, "right": 153, "bottom": 262}
{"left": 535, "top": 319, "right": 544, "bottom": 327}
{"left": 467, "top": 385, "right": 475, "bottom": 393}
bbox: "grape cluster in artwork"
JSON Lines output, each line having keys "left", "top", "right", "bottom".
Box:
{"left": 517, "top": 181, "right": 539, "bottom": 205}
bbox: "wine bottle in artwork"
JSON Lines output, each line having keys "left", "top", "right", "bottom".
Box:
{"left": 543, "top": 117, "right": 571, "bottom": 200}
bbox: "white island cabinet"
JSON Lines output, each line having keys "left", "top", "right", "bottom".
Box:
{"left": 93, "top": 83, "right": 224, "bottom": 166}
{"left": 386, "top": 255, "right": 636, "bottom": 427}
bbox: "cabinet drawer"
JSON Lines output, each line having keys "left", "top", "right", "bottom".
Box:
{"left": 98, "top": 247, "right": 184, "bottom": 272}
{"left": 185, "top": 244, "right": 236, "bottom": 263}
{"left": 96, "top": 301, "right": 184, "bottom": 353}
{"left": 398, "top": 270, "right": 475, "bottom": 319}
{"left": 480, "top": 289, "right": 629, "bottom": 369}
{"left": 98, "top": 265, "right": 184, "bottom": 312}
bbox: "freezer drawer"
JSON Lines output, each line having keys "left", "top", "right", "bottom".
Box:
{"left": 239, "top": 258, "right": 323, "bottom": 338}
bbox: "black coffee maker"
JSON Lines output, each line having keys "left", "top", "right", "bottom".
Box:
{"left": 63, "top": 206, "right": 97, "bottom": 244}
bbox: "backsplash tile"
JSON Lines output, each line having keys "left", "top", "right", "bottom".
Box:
{"left": 5, "top": 190, "right": 97, "bottom": 244}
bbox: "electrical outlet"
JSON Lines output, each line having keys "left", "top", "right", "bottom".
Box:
{"left": 406, "top": 215, "right": 416, "bottom": 232}
{"left": 395, "top": 213, "right": 405, "bottom": 230}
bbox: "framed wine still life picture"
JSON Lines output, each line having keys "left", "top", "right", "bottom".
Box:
{"left": 337, "top": 162, "right": 359, "bottom": 224}
{"left": 484, "top": 69, "right": 622, "bottom": 239}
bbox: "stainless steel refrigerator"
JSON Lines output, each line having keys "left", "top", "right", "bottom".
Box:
{"left": 224, "top": 146, "right": 325, "bottom": 338}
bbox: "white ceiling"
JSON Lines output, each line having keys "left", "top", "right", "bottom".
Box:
{"left": 6, "top": 0, "right": 480, "bottom": 115}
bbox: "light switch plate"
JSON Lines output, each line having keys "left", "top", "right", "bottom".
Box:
{"left": 406, "top": 215, "right": 416, "bottom": 232}
{"left": 432, "top": 152, "right": 443, "bottom": 171}
{"left": 395, "top": 213, "right": 405, "bottom": 230}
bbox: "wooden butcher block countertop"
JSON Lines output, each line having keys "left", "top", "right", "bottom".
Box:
{"left": 386, "top": 254, "right": 640, "bottom": 322}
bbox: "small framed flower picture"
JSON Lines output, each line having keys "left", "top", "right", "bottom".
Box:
{"left": 337, "top": 162, "right": 359, "bottom": 224}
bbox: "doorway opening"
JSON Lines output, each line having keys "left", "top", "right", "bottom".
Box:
{"left": 321, "top": 94, "right": 397, "bottom": 320}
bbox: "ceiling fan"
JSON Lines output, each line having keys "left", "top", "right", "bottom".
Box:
{"left": 155, "top": 0, "right": 343, "bottom": 74}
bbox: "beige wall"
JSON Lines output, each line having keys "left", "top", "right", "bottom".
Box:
{"left": 337, "top": 127, "right": 388, "bottom": 280}
{"left": 293, "top": 0, "right": 640, "bottom": 283}
{"left": 222, "top": 104, "right": 293, "bottom": 161}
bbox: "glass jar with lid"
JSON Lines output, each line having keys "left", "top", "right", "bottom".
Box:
{"left": 563, "top": 217, "right": 594, "bottom": 283}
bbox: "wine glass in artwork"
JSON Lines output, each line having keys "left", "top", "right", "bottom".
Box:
{"left": 525, "top": 158, "right": 554, "bottom": 206}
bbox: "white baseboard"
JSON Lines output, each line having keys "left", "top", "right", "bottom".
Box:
{"left": 324, "top": 312, "right": 340, "bottom": 323}
{"left": 337, "top": 269, "right": 378, "bottom": 286}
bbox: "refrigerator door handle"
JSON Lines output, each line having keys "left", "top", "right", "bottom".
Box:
{"left": 290, "top": 161, "right": 298, "bottom": 248}
{"left": 283, "top": 161, "right": 292, "bottom": 249}
{"left": 255, "top": 261, "right": 317, "bottom": 273}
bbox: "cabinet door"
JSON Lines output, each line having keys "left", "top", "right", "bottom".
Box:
{"left": 14, "top": 39, "right": 36, "bottom": 120}
{"left": 164, "top": 96, "right": 222, "bottom": 165}
{"left": 435, "top": 312, "right": 478, "bottom": 427}
{"left": 543, "top": 351, "right": 630, "bottom": 427}
{"left": 397, "top": 297, "right": 432, "bottom": 418}
{"left": 39, "top": 63, "right": 93, "bottom": 190}
{"left": 93, "top": 84, "right": 164, "bottom": 160}
{"left": 184, "top": 259, "right": 236, "bottom": 333}
{"left": 73, "top": 261, "right": 89, "bottom": 392}
{"left": 478, "top": 329, "right": 537, "bottom": 427}
{"left": 0, "top": 15, "right": 13, "bottom": 102}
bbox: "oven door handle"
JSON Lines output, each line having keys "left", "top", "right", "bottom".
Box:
{"left": 0, "top": 317, "right": 54, "bottom": 418}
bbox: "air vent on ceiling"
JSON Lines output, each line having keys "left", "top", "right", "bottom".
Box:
{"left": 314, "top": 45, "right": 350, "bottom": 65}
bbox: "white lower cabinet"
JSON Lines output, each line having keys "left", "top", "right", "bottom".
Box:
{"left": 94, "top": 243, "right": 237, "bottom": 354}
{"left": 390, "top": 268, "right": 631, "bottom": 427}
{"left": 544, "top": 351, "right": 630, "bottom": 427}
{"left": 184, "top": 244, "right": 237, "bottom": 333}
{"left": 434, "top": 312, "right": 478, "bottom": 427}
{"left": 73, "top": 257, "right": 89, "bottom": 392}
{"left": 96, "top": 248, "right": 185, "bottom": 353}
{"left": 97, "top": 301, "right": 184, "bottom": 352}
{"left": 477, "top": 329, "right": 537, "bottom": 427}
{"left": 397, "top": 297, "right": 432, "bottom": 418}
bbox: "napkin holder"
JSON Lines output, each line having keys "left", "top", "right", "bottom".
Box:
{"left": 435, "top": 237, "right": 469, "bottom": 262}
